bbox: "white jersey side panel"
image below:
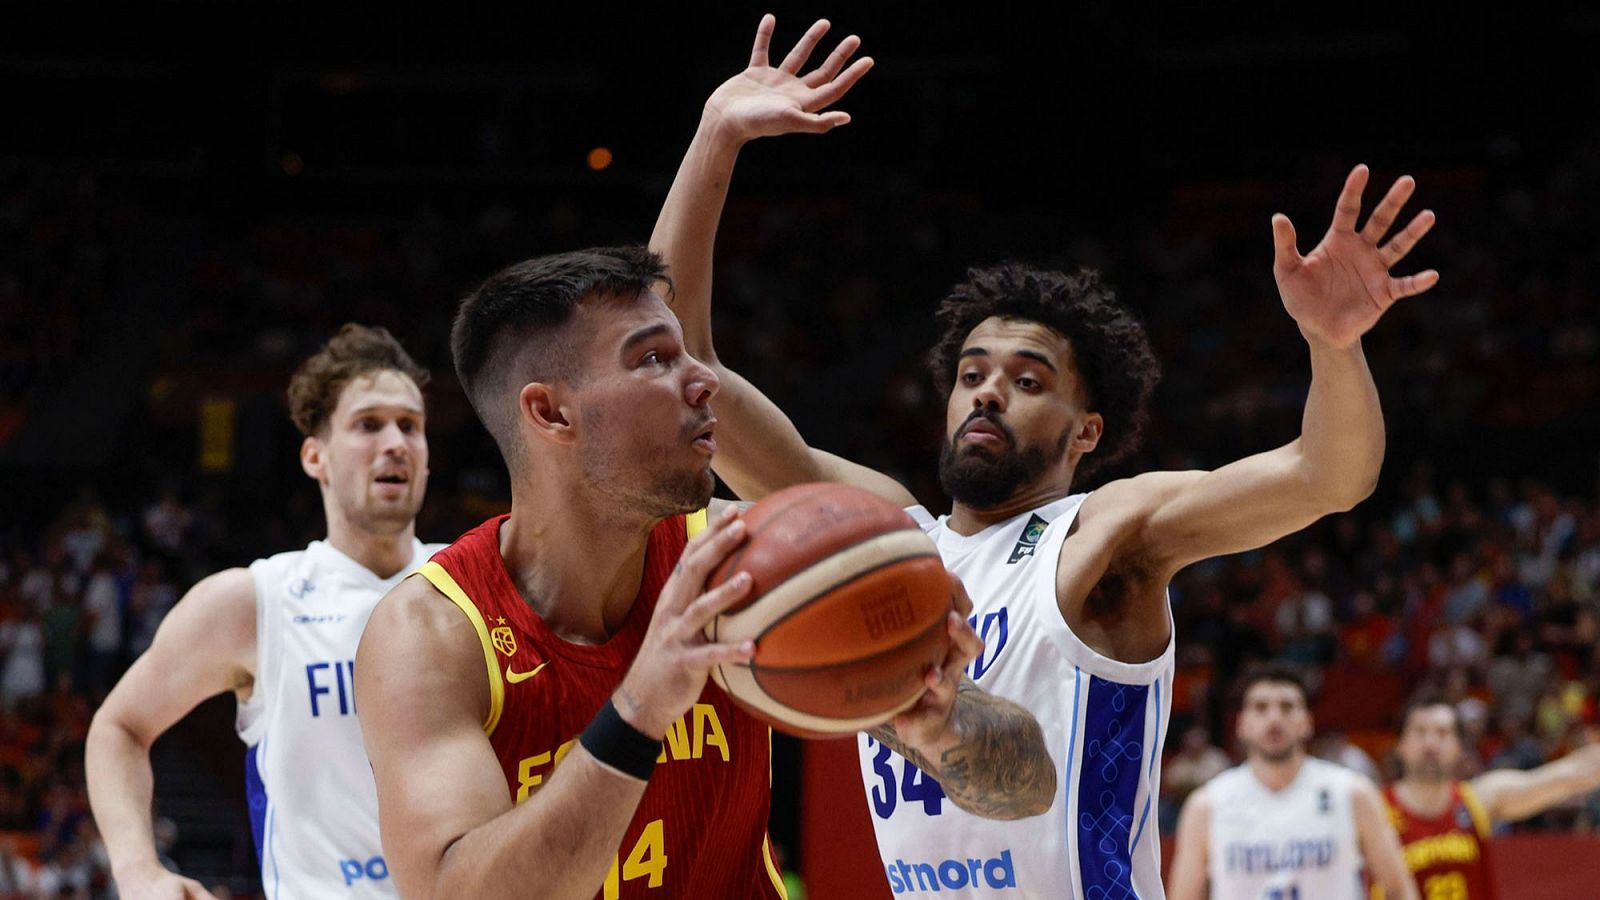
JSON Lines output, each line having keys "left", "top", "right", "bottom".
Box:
{"left": 1205, "top": 758, "right": 1365, "bottom": 900}
{"left": 237, "top": 539, "right": 443, "bottom": 899}
{"left": 858, "top": 494, "right": 1175, "bottom": 899}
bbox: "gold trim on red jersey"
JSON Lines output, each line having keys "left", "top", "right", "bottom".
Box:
{"left": 416, "top": 561, "right": 506, "bottom": 737}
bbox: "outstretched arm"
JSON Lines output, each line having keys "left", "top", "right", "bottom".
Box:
{"left": 651, "top": 14, "right": 913, "bottom": 505}
{"left": 1471, "top": 743, "right": 1600, "bottom": 824}
{"left": 1089, "top": 166, "right": 1440, "bottom": 581}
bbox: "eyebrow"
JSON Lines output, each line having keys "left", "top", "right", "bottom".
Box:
{"left": 621, "top": 322, "right": 673, "bottom": 354}
{"left": 349, "top": 404, "right": 424, "bottom": 417}
{"left": 958, "top": 346, "right": 1058, "bottom": 373}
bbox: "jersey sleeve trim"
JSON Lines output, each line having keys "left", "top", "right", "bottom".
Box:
{"left": 1458, "top": 780, "right": 1493, "bottom": 838}
{"left": 686, "top": 508, "right": 709, "bottom": 539}
{"left": 416, "top": 562, "right": 505, "bottom": 737}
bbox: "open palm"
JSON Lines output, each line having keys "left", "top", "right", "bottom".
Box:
{"left": 1273, "top": 165, "right": 1439, "bottom": 349}
{"left": 706, "top": 15, "right": 874, "bottom": 143}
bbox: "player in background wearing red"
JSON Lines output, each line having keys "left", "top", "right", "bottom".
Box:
{"left": 1382, "top": 697, "right": 1600, "bottom": 900}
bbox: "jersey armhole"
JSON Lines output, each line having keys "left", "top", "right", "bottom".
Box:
{"left": 415, "top": 562, "right": 506, "bottom": 737}
{"left": 686, "top": 508, "right": 709, "bottom": 539}
{"left": 1458, "top": 780, "right": 1493, "bottom": 838}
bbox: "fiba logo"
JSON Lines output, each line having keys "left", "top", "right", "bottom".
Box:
{"left": 860, "top": 587, "right": 915, "bottom": 640}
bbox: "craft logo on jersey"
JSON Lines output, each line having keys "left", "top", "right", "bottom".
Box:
{"left": 1318, "top": 788, "right": 1330, "bottom": 814}
{"left": 1007, "top": 514, "right": 1049, "bottom": 564}
{"left": 491, "top": 618, "right": 518, "bottom": 657}
{"left": 861, "top": 586, "right": 915, "bottom": 640}
{"left": 289, "top": 577, "right": 315, "bottom": 599}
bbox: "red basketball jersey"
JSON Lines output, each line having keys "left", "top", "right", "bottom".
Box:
{"left": 1383, "top": 781, "right": 1497, "bottom": 900}
{"left": 417, "top": 512, "right": 786, "bottom": 899}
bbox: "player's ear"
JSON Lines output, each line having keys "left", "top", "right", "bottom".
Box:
{"left": 521, "top": 381, "right": 577, "bottom": 446}
{"left": 1071, "top": 412, "right": 1104, "bottom": 457}
{"left": 300, "top": 435, "right": 327, "bottom": 482}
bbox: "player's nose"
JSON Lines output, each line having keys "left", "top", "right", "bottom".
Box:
{"left": 970, "top": 374, "right": 1005, "bottom": 413}
{"left": 685, "top": 356, "right": 720, "bottom": 407}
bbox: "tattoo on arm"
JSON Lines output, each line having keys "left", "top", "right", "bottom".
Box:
{"left": 868, "top": 678, "right": 1057, "bottom": 820}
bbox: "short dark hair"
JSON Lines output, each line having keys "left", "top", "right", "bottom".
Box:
{"left": 1399, "top": 693, "right": 1466, "bottom": 743}
{"left": 1235, "top": 662, "right": 1313, "bottom": 708}
{"left": 928, "top": 263, "right": 1160, "bottom": 478}
{"left": 287, "top": 324, "right": 430, "bottom": 437}
{"left": 451, "top": 246, "right": 671, "bottom": 462}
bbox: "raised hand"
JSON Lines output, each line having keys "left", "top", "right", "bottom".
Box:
{"left": 1273, "top": 165, "right": 1440, "bottom": 350}
{"left": 704, "top": 14, "right": 874, "bottom": 143}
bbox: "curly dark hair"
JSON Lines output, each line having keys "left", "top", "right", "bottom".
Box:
{"left": 287, "top": 323, "right": 430, "bottom": 437}
{"left": 928, "top": 263, "right": 1160, "bottom": 478}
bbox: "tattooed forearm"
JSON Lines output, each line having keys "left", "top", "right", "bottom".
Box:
{"left": 868, "top": 679, "right": 1056, "bottom": 820}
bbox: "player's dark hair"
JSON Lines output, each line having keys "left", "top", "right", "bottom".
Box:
{"left": 1399, "top": 692, "right": 1467, "bottom": 743}
{"left": 287, "top": 323, "right": 429, "bottom": 437}
{"left": 1234, "top": 662, "right": 1313, "bottom": 708}
{"left": 928, "top": 263, "right": 1159, "bottom": 479}
{"left": 451, "top": 246, "right": 671, "bottom": 462}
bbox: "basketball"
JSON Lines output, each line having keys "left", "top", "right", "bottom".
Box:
{"left": 704, "top": 483, "right": 955, "bottom": 738}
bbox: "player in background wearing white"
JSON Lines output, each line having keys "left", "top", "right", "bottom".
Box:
{"left": 1167, "top": 666, "right": 1417, "bottom": 900}
{"left": 86, "top": 325, "right": 440, "bottom": 900}
{"left": 652, "top": 13, "right": 1441, "bottom": 894}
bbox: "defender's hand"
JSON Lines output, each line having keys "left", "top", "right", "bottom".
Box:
{"left": 1273, "top": 164, "right": 1440, "bottom": 350}
{"left": 704, "top": 14, "right": 874, "bottom": 144}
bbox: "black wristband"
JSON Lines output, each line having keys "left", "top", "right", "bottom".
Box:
{"left": 580, "top": 698, "right": 663, "bottom": 781}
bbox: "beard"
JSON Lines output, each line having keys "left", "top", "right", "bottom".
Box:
{"left": 938, "top": 410, "right": 1067, "bottom": 509}
{"left": 1405, "top": 756, "right": 1449, "bottom": 783}
{"left": 580, "top": 405, "right": 716, "bottom": 519}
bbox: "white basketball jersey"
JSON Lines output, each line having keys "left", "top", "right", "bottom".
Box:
{"left": 858, "top": 494, "right": 1175, "bottom": 899}
{"left": 1205, "top": 758, "right": 1365, "bottom": 900}
{"left": 236, "top": 539, "right": 442, "bottom": 899}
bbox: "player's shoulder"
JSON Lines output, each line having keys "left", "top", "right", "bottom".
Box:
{"left": 366, "top": 571, "right": 467, "bottom": 642}
{"left": 177, "top": 566, "right": 257, "bottom": 616}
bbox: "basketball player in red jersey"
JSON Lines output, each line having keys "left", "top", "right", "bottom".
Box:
{"left": 353, "top": 26, "right": 1054, "bottom": 897}
{"left": 1384, "top": 696, "right": 1600, "bottom": 899}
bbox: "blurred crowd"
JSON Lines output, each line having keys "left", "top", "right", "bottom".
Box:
{"left": 2, "top": 120, "right": 1598, "bottom": 898}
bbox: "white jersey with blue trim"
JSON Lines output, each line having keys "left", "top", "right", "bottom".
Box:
{"left": 857, "top": 493, "right": 1175, "bottom": 899}
{"left": 236, "top": 539, "right": 443, "bottom": 899}
{"left": 1204, "top": 758, "right": 1365, "bottom": 900}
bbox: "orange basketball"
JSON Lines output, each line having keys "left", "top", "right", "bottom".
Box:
{"left": 705, "top": 483, "right": 954, "bottom": 738}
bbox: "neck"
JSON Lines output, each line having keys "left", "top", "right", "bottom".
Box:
{"left": 1247, "top": 751, "right": 1306, "bottom": 791}
{"left": 500, "top": 474, "right": 656, "bottom": 644}
{"left": 947, "top": 479, "right": 1075, "bottom": 537}
{"left": 323, "top": 510, "right": 417, "bottom": 580}
{"left": 1395, "top": 776, "right": 1454, "bottom": 816}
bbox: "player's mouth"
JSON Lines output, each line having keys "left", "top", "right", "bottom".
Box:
{"left": 373, "top": 470, "right": 411, "bottom": 492}
{"left": 691, "top": 419, "right": 717, "bottom": 455}
{"left": 957, "top": 417, "right": 1009, "bottom": 449}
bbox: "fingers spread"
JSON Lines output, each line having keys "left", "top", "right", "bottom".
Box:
{"left": 807, "top": 56, "right": 874, "bottom": 109}
{"left": 1360, "top": 174, "right": 1416, "bottom": 244}
{"left": 1271, "top": 213, "right": 1300, "bottom": 272}
{"left": 803, "top": 34, "right": 861, "bottom": 88}
{"left": 748, "top": 14, "right": 776, "bottom": 69}
{"left": 1389, "top": 269, "right": 1441, "bottom": 301}
{"left": 780, "top": 18, "right": 831, "bottom": 73}
{"left": 1379, "top": 209, "right": 1436, "bottom": 268}
{"left": 1330, "top": 164, "right": 1369, "bottom": 233}
{"left": 945, "top": 612, "right": 984, "bottom": 671}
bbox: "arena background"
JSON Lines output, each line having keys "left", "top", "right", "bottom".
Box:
{"left": 1, "top": 3, "right": 1597, "bottom": 896}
